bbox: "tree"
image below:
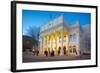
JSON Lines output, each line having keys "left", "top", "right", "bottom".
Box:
{"left": 26, "top": 26, "right": 36, "bottom": 38}
{"left": 27, "top": 26, "right": 38, "bottom": 45}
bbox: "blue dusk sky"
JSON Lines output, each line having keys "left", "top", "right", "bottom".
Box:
{"left": 22, "top": 10, "right": 91, "bottom": 35}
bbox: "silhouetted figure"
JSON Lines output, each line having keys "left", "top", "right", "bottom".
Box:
{"left": 58, "top": 49, "right": 61, "bottom": 56}
{"left": 44, "top": 50, "right": 48, "bottom": 56}
{"left": 52, "top": 50, "right": 55, "bottom": 56}
{"left": 36, "top": 50, "right": 39, "bottom": 56}
{"left": 48, "top": 48, "right": 50, "bottom": 56}
{"left": 51, "top": 50, "right": 55, "bottom": 56}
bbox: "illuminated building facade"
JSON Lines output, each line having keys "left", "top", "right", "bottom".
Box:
{"left": 39, "top": 15, "right": 88, "bottom": 56}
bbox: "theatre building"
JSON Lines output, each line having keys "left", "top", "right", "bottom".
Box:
{"left": 39, "top": 15, "right": 88, "bottom": 56}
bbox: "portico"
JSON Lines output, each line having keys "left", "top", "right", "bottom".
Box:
{"left": 40, "top": 31, "right": 69, "bottom": 56}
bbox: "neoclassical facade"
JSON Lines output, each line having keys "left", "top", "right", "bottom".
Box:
{"left": 39, "top": 15, "right": 86, "bottom": 56}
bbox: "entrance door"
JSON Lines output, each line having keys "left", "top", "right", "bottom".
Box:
{"left": 73, "top": 45, "right": 77, "bottom": 55}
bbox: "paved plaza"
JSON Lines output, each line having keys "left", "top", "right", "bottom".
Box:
{"left": 23, "top": 52, "right": 91, "bottom": 63}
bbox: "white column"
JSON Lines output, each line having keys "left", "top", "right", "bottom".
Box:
{"left": 51, "top": 36, "right": 52, "bottom": 51}
{"left": 43, "top": 37, "right": 45, "bottom": 55}
{"left": 49, "top": 35, "right": 51, "bottom": 52}
{"left": 45, "top": 37, "right": 47, "bottom": 54}
{"left": 46, "top": 36, "right": 49, "bottom": 54}
{"left": 68, "top": 35, "right": 70, "bottom": 55}
{"left": 55, "top": 33, "right": 57, "bottom": 55}
{"left": 42, "top": 37, "right": 44, "bottom": 55}
{"left": 61, "top": 32, "right": 63, "bottom": 55}
{"left": 66, "top": 35, "right": 69, "bottom": 55}
{"left": 46, "top": 36, "right": 48, "bottom": 49}
{"left": 39, "top": 37, "right": 43, "bottom": 55}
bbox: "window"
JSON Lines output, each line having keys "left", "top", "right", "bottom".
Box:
{"left": 73, "top": 33, "right": 77, "bottom": 42}
{"left": 69, "top": 35, "right": 72, "bottom": 42}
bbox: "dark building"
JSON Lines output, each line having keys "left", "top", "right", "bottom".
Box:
{"left": 23, "top": 35, "right": 38, "bottom": 52}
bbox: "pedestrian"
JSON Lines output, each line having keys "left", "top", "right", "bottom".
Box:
{"left": 44, "top": 50, "right": 48, "bottom": 56}
{"left": 58, "top": 50, "right": 60, "bottom": 56}
{"left": 51, "top": 50, "right": 55, "bottom": 56}
{"left": 36, "top": 50, "right": 39, "bottom": 56}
